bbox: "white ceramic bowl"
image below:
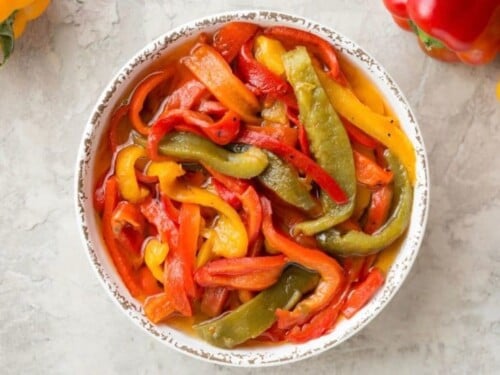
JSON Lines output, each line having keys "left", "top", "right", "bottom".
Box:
{"left": 75, "top": 10, "right": 429, "bottom": 367}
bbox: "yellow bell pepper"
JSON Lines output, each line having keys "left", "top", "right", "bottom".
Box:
{"left": 147, "top": 161, "right": 248, "bottom": 258}
{"left": 0, "top": 0, "right": 50, "bottom": 65}
{"left": 115, "top": 145, "right": 149, "bottom": 203}
{"left": 144, "top": 238, "right": 169, "bottom": 282}
{"left": 254, "top": 35, "right": 287, "bottom": 76}
{"left": 196, "top": 229, "right": 216, "bottom": 268}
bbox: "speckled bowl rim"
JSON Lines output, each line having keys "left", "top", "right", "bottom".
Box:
{"left": 74, "top": 10, "right": 429, "bottom": 367}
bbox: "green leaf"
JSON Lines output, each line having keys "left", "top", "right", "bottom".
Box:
{"left": 409, "top": 20, "right": 444, "bottom": 50}
{"left": 0, "top": 12, "right": 16, "bottom": 66}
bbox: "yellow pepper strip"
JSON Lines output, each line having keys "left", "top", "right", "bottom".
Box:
{"left": 115, "top": 145, "right": 149, "bottom": 203}
{"left": 352, "top": 184, "right": 372, "bottom": 220}
{"left": 147, "top": 161, "right": 248, "bottom": 258}
{"left": 314, "top": 65, "right": 416, "bottom": 184}
{"left": 144, "top": 238, "right": 169, "bottom": 283}
{"left": 254, "top": 35, "right": 287, "bottom": 76}
{"left": 338, "top": 56, "right": 385, "bottom": 115}
{"left": 12, "top": 0, "right": 50, "bottom": 38}
{"left": 196, "top": 229, "right": 216, "bottom": 268}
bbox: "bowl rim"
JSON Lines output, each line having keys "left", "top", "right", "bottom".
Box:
{"left": 74, "top": 9, "right": 430, "bottom": 367}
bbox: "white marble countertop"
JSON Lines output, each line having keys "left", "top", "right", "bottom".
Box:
{"left": 1, "top": 1, "right": 499, "bottom": 374}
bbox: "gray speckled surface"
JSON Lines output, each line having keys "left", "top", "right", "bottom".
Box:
{"left": 0, "top": 1, "right": 498, "bottom": 374}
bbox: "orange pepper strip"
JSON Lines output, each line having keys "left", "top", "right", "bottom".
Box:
{"left": 353, "top": 150, "right": 394, "bottom": 187}
{"left": 129, "top": 67, "right": 175, "bottom": 135}
{"left": 143, "top": 293, "right": 175, "bottom": 323}
{"left": 102, "top": 177, "right": 143, "bottom": 299}
{"left": 260, "top": 197, "right": 345, "bottom": 329}
{"left": 178, "top": 203, "right": 201, "bottom": 299}
{"left": 137, "top": 266, "right": 162, "bottom": 296}
{"left": 182, "top": 43, "right": 261, "bottom": 123}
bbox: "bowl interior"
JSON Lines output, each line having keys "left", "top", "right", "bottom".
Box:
{"left": 75, "top": 10, "right": 429, "bottom": 367}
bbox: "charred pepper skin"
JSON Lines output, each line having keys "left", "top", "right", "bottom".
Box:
{"left": 317, "top": 150, "right": 413, "bottom": 256}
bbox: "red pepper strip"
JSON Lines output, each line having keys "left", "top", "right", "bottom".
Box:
{"left": 102, "top": 177, "right": 143, "bottom": 298}
{"left": 204, "top": 165, "right": 248, "bottom": 195}
{"left": 342, "top": 267, "right": 385, "bottom": 319}
{"left": 236, "top": 39, "right": 289, "bottom": 96}
{"left": 353, "top": 150, "right": 394, "bottom": 187}
{"left": 109, "top": 104, "right": 129, "bottom": 152}
{"left": 163, "top": 79, "right": 207, "bottom": 112}
{"left": 178, "top": 203, "right": 201, "bottom": 299}
{"left": 195, "top": 268, "right": 283, "bottom": 291}
{"left": 110, "top": 201, "right": 146, "bottom": 235}
{"left": 200, "top": 287, "right": 230, "bottom": 317}
{"left": 195, "top": 255, "right": 287, "bottom": 291}
{"left": 182, "top": 43, "right": 260, "bottom": 123}
{"left": 286, "top": 283, "right": 348, "bottom": 343}
{"left": 287, "top": 108, "right": 311, "bottom": 157}
{"left": 364, "top": 184, "right": 394, "bottom": 234}
{"left": 343, "top": 119, "right": 379, "bottom": 149}
{"left": 138, "top": 266, "right": 162, "bottom": 296}
{"left": 94, "top": 172, "right": 107, "bottom": 214}
{"left": 238, "top": 130, "right": 348, "bottom": 204}
{"left": 129, "top": 67, "right": 175, "bottom": 135}
{"left": 258, "top": 323, "right": 288, "bottom": 342}
{"left": 212, "top": 21, "right": 260, "bottom": 63}
{"left": 148, "top": 109, "right": 240, "bottom": 160}
{"left": 248, "top": 233, "right": 264, "bottom": 257}
{"left": 245, "top": 125, "right": 298, "bottom": 148}
{"left": 240, "top": 186, "right": 263, "bottom": 247}
{"left": 197, "top": 100, "right": 227, "bottom": 116}
{"left": 213, "top": 179, "right": 242, "bottom": 209}
{"left": 143, "top": 293, "right": 175, "bottom": 323}
{"left": 140, "top": 198, "right": 179, "bottom": 249}
{"left": 197, "top": 255, "right": 287, "bottom": 276}
{"left": 264, "top": 26, "right": 347, "bottom": 85}
{"left": 135, "top": 170, "right": 158, "bottom": 185}
{"left": 261, "top": 197, "right": 345, "bottom": 328}
{"left": 161, "top": 194, "right": 180, "bottom": 224}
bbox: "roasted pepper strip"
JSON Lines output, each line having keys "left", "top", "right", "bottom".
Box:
{"left": 317, "top": 150, "right": 413, "bottom": 256}
{"left": 354, "top": 149, "right": 394, "bottom": 187}
{"left": 194, "top": 265, "right": 319, "bottom": 349}
{"left": 314, "top": 65, "right": 416, "bottom": 183}
{"left": 261, "top": 197, "right": 345, "bottom": 329}
{"left": 194, "top": 255, "right": 287, "bottom": 291}
{"left": 178, "top": 203, "right": 201, "bottom": 298}
{"left": 148, "top": 161, "right": 248, "bottom": 258}
{"left": 143, "top": 293, "right": 174, "bottom": 323}
{"left": 282, "top": 47, "right": 356, "bottom": 235}
{"left": 258, "top": 151, "right": 317, "bottom": 213}
{"left": 102, "top": 177, "right": 143, "bottom": 299}
{"left": 237, "top": 130, "right": 348, "bottom": 204}
{"left": 254, "top": 35, "right": 287, "bottom": 76}
{"left": 342, "top": 267, "right": 385, "bottom": 318}
{"left": 264, "top": 26, "right": 346, "bottom": 85}
{"left": 236, "top": 39, "right": 289, "bottom": 96}
{"left": 147, "top": 109, "right": 241, "bottom": 160}
{"left": 115, "top": 145, "right": 149, "bottom": 204}
{"left": 200, "top": 287, "right": 230, "bottom": 317}
{"left": 212, "top": 21, "right": 259, "bottom": 63}
{"left": 129, "top": 68, "right": 175, "bottom": 135}
{"left": 135, "top": 131, "right": 268, "bottom": 179}
{"left": 182, "top": 43, "right": 260, "bottom": 123}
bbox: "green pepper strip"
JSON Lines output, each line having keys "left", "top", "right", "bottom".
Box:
{"left": 282, "top": 47, "right": 356, "bottom": 236}
{"left": 193, "top": 264, "right": 319, "bottom": 349}
{"left": 317, "top": 150, "right": 413, "bottom": 256}
{"left": 257, "top": 151, "right": 317, "bottom": 213}
{"left": 134, "top": 131, "right": 268, "bottom": 179}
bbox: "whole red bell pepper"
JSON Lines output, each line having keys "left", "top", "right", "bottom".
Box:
{"left": 383, "top": 0, "right": 500, "bottom": 64}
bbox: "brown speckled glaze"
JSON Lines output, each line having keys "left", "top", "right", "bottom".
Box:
{"left": 74, "top": 10, "right": 429, "bottom": 367}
